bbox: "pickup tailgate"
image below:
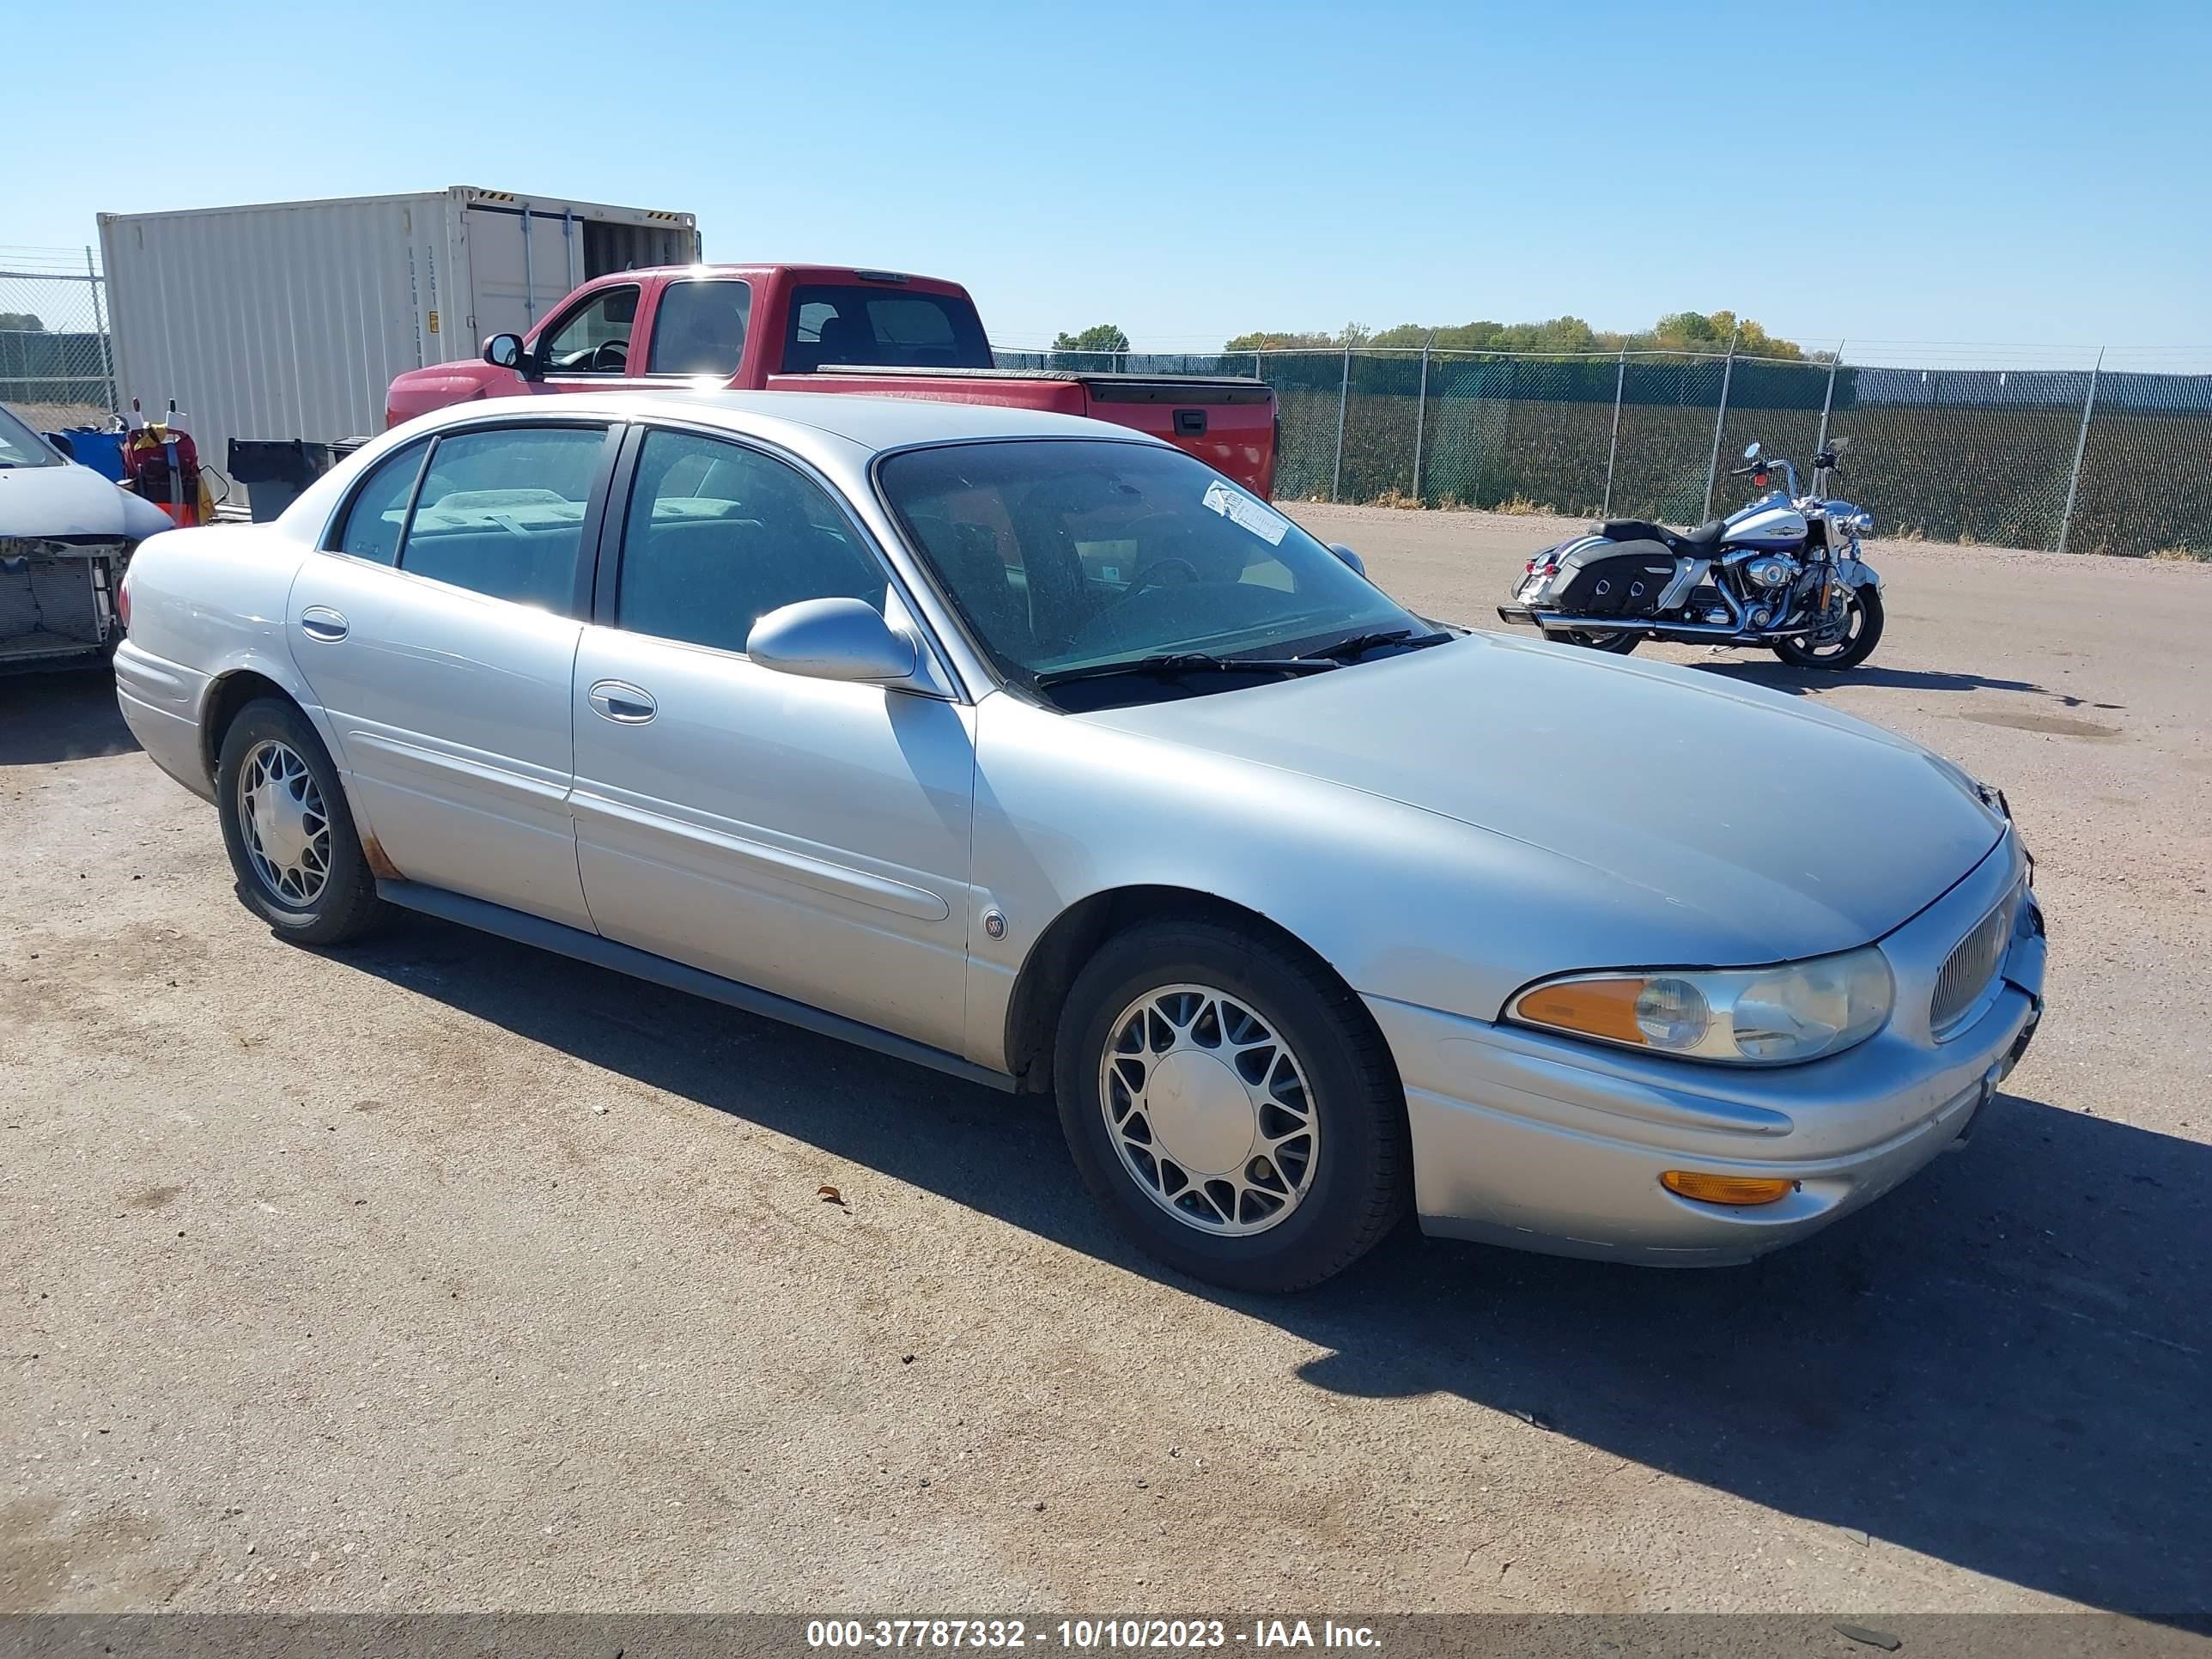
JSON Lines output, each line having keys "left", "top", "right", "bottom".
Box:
{"left": 767, "top": 367, "right": 1278, "bottom": 498}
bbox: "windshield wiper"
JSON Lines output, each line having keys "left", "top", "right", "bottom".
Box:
{"left": 1034, "top": 652, "right": 1341, "bottom": 690}
{"left": 1308, "top": 627, "right": 1454, "bottom": 660}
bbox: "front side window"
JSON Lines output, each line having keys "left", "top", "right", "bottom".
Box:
{"left": 539, "top": 285, "right": 639, "bottom": 375}
{"left": 647, "top": 280, "right": 752, "bottom": 376}
{"left": 879, "top": 441, "right": 1423, "bottom": 694}
{"left": 397, "top": 426, "right": 607, "bottom": 611}
{"left": 781, "top": 284, "right": 991, "bottom": 374}
{"left": 332, "top": 439, "right": 428, "bottom": 565}
{"left": 614, "top": 428, "right": 886, "bottom": 655}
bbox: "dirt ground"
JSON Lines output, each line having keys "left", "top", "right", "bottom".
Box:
{"left": 3, "top": 507, "right": 2209, "bottom": 1620}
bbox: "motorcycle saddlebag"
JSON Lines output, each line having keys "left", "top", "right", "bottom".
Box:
{"left": 1550, "top": 539, "right": 1682, "bottom": 618}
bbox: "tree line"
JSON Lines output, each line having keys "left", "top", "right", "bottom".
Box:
{"left": 1224, "top": 310, "right": 1817, "bottom": 360}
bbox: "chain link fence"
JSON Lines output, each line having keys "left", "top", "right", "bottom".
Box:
{"left": 4, "top": 238, "right": 2203, "bottom": 561}
{"left": 996, "top": 346, "right": 2212, "bottom": 559}
{"left": 0, "top": 246, "right": 118, "bottom": 433}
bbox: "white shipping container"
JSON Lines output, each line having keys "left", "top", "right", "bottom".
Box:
{"left": 98, "top": 186, "right": 697, "bottom": 493}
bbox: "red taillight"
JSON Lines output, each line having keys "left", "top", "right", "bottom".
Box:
{"left": 115, "top": 568, "right": 132, "bottom": 631}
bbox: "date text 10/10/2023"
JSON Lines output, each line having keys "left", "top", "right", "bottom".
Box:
{"left": 806, "top": 1621, "right": 1382, "bottom": 1650}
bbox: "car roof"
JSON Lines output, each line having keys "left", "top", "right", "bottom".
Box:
{"left": 432, "top": 388, "right": 1170, "bottom": 459}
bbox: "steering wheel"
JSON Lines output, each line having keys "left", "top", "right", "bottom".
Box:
{"left": 1122, "top": 556, "right": 1200, "bottom": 596}
{"left": 590, "top": 340, "right": 629, "bottom": 373}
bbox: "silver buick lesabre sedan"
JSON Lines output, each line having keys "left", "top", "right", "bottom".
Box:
{"left": 113, "top": 392, "right": 2045, "bottom": 1291}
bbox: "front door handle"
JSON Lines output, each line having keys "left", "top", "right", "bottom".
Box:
{"left": 587, "top": 679, "right": 657, "bottom": 724}
{"left": 299, "top": 606, "right": 349, "bottom": 642}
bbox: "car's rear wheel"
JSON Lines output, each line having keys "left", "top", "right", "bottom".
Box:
{"left": 1054, "top": 919, "right": 1409, "bottom": 1291}
{"left": 215, "top": 697, "right": 387, "bottom": 945}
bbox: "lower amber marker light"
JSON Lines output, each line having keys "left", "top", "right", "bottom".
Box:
{"left": 1660, "top": 1170, "right": 1798, "bottom": 1206}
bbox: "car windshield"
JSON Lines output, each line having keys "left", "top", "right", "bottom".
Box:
{"left": 0, "top": 403, "right": 65, "bottom": 468}
{"left": 878, "top": 440, "right": 1424, "bottom": 699}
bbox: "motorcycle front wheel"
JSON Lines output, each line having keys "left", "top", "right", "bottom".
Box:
{"left": 1771, "top": 586, "right": 1884, "bottom": 670}
{"left": 1544, "top": 628, "right": 1642, "bottom": 655}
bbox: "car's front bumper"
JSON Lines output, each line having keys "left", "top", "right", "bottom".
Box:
{"left": 1367, "top": 836, "right": 2044, "bottom": 1266}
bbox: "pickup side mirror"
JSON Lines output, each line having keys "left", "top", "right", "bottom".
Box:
{"left": 1328, "top": 542, "right": 1366, "bottom": 577}
{"left": 46, "top": 431, "right": 76, "bottom": 461}
{"left": 746, "top": 598, "right": 918, "bottom": 684}
{"left": 483, "top": 332, "right": 537, "bottom": 379}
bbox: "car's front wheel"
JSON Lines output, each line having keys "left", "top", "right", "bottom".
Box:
{"left": 215, "top": 697, "right": 387, "bottom": 945}
{"left": 1054, "top": 919, "right": 1409, "bottom": 1291}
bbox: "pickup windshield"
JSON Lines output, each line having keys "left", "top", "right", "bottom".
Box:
{"left": 880, "top": 440, "right": 1425, "bottom": 702}
{"left": 781, "top": 285, "right": 992, "bottom": 374}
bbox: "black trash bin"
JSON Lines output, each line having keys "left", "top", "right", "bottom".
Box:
{"left": 228, "top": 439, "right": 337, "bottom": 522}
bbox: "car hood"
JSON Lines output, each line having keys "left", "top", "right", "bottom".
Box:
{"left": 0, "top": 459, "right": 174, "bottom": 542}
{"left": 1078, "top": 632, "right": 2004, "bottom": 961}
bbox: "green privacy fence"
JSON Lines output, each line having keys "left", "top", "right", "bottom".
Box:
{"left": 995, "top": 347, "right": 2212, "bottom": 558}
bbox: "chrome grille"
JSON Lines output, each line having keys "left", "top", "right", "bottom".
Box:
{"left": 1931, "top": 888, "right": 2018, "bottom": 1036}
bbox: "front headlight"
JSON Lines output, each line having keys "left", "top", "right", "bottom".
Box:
{"left": 1506, "top": 945, "right": 1894, "bottom": 1065}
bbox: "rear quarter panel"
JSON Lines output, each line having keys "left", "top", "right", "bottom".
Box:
{"left": 117, "top": 521, "right": 325, "bottom": 787}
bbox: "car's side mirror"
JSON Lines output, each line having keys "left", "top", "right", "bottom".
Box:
{"left": 483, "top": 332, "right": 537, "bottom": 379}
{"left": 747, "top": 597, "right": 918, "bottom": 684}
{"left": 46, "top": 432, "right": 75, "bottom": 461}
{"left": 1328, "top": 542, "right": 1366, "bottom": 577}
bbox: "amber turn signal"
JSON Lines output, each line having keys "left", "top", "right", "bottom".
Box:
{"left": 1660, "top": 1170, "right": 1798, "bottom": 1206}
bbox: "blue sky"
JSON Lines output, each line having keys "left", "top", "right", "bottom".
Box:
{"left": 15, "top": 0, "right": 2209, "bottom": 363}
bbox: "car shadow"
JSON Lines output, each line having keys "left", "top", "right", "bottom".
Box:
{"left": 0, "top": 665, "right": 139, "bottom": 764}
{"left": 337, "top": 915, "right": 2208, "bottom": 1620}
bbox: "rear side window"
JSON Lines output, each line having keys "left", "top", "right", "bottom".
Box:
{"left": 781, "top": 284, "right": 991, "bottom": 374}
{"left": 614, "top": 428, "right": 886, "bottom": 655}
{"left": 333, "top": 440, "right": 428, "bottom": 565}
{"left": 397, "top": 427, "right": 607, "bottom": 611}
{"left": 648, "top": 280, "right": 752, "bottom": 376}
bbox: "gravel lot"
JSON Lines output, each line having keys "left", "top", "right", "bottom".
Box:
{"left": 3, "top": 507, "right": 2209, "bottom": 1619}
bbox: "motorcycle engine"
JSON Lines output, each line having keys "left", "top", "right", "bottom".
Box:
{"left": 1743, "top": 554, "right": 1801, "bottom": 589}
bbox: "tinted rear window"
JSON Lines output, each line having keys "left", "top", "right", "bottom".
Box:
{"left": 781, "top": 284, "right": 991, "bottom": 374}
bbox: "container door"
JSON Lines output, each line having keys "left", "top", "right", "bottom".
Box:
{"left": 465, "top": 204, "right": 586, "bottom": 343}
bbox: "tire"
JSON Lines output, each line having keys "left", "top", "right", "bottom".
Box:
{"left": 215, "top": 696, "right": 388, "bottom": 945}
{"left": 1054, "top": 919, "right": 1410, "bottom": 1292}
{"left": 1545, "top": 628, "right": 1642, "bottom": 655}
{"left": 1772, "top": 585, "right": 1884, "bottom": 670}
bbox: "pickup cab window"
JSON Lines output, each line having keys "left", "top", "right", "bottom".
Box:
{"left": 781, "top": 285, "right": 991, "bottom": 374}
{"left": 540, "top": 286, "right": 639, "bottom": 376}
{"left": 647, "top": 279, "right": 752, "bottom": 376}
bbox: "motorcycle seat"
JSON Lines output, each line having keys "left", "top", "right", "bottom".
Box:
{"left": 1600, "top": 517, "right": 1728, "bottom": 552}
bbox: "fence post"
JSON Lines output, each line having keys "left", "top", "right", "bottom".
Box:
{"left": 1701, "top": 325, "right": 1741, "bottom": 521}
{"left": 2057, "top": 347, "right": 2104, "bottom": 556}
{"left": 1410, "top": 333, "right": 1433, "bottom": 504}
{"left": 1330, "top": 345, "right": 1351, "bottom": 502}
{"left": 1601, "top": 347, "right": 1626, "bottom": 518}
{"left": 87, "top": 244, "right": 118, "bottom": 415}
{"left": 1253, "top": 351, "right": 1262, "bottom": 380}
{"left": 1814, "top": 340, "right": 1843, "bottom": 458}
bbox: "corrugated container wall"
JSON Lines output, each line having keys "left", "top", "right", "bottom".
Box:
{"left": 97, "top": 187, "right": 696, "bottom": 497}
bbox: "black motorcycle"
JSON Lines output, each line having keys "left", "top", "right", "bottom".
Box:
{"left": 1497, "top": 439, "right": 1884, "bottom": 669}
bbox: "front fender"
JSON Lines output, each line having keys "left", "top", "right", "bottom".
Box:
{"left": 1837, "top": 555, "right": 1881, "bottom": 590}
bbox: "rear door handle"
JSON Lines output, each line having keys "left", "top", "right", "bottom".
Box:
{"left": 299, "top": 606, "right": 349, "bottom": 642}
{"left": 587, "top": 679, "right": 657, "bottom": 724}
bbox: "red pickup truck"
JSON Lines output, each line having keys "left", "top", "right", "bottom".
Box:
{"left": 386, "top": 264, "right": 1278, "bottom": 497}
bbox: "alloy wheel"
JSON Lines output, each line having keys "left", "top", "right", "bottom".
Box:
{"left": 1098, "top": 982, "right": 1320, "bottom": 1237}
{"left": 236, "top": 738, "right": 331, "bottom": 906}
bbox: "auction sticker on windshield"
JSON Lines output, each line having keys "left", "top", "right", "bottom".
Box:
{"left": 1200, "top": 479, "right": 1290, "bottom": 546}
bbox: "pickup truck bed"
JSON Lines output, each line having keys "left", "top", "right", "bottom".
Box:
{"left": 776, "top": 366, "right": 1276, "bottom": 493}
{"left": 386, "top": 264, "right": 1279, "bottom": 497}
